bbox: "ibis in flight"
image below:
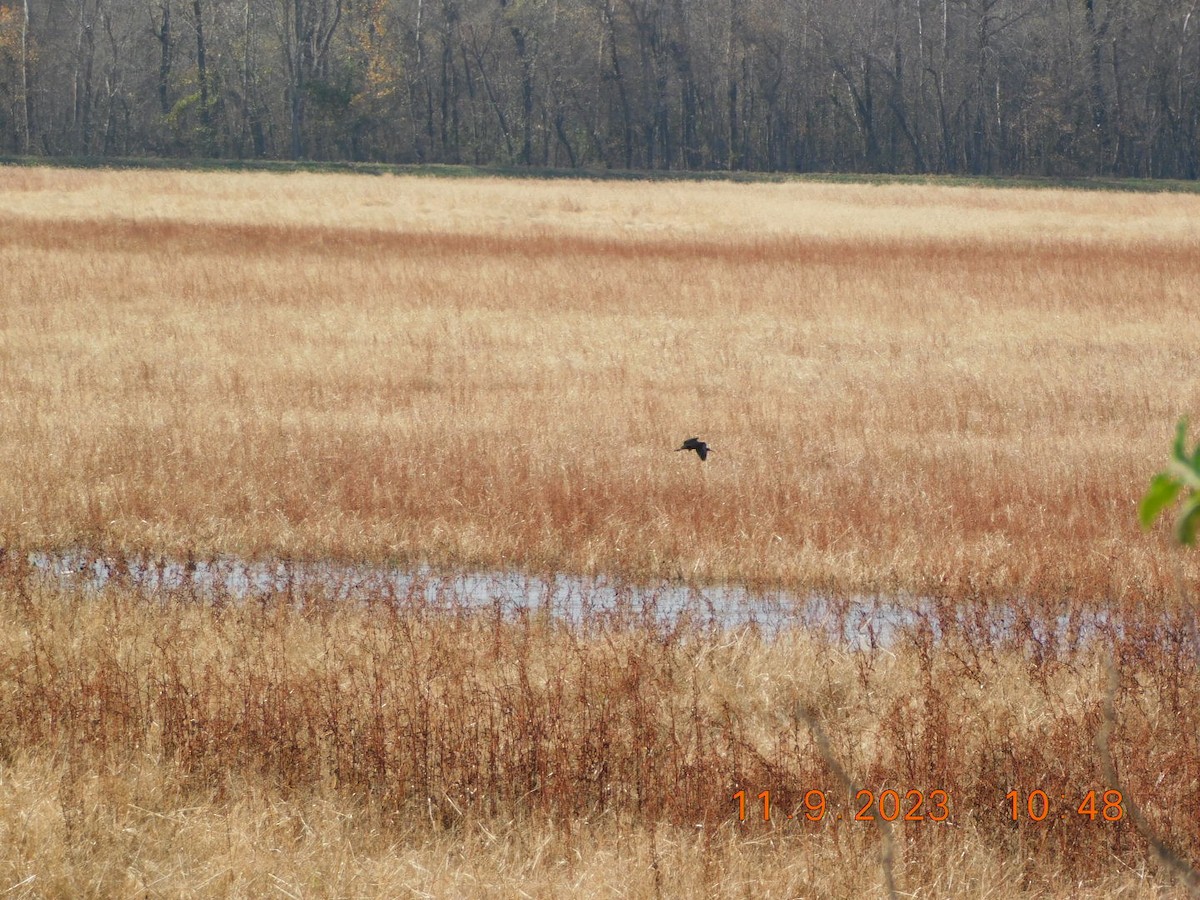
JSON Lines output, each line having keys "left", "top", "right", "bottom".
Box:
{"left": 676, "top": 437, "right": 713, "bottom": 461}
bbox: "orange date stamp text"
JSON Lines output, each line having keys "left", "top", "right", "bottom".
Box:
{"left": 732, "top": 788, "right": 951, "bottom": 824}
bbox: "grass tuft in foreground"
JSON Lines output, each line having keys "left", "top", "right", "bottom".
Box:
{"left": 1, "top": 562, "right": 1197, "bottom": 896}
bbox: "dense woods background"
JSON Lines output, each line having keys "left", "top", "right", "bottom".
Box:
{"left": 0, "top": 0, "right": 1197, "bottom": 177}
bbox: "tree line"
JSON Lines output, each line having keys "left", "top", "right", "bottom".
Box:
{"left": 1, "top": 0, "right": 1197, "bottom": 177}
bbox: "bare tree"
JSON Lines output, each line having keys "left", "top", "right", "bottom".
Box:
{"left": 279, "top": 0, "right": 343, "bottom": 158}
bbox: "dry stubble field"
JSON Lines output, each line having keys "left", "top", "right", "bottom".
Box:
{"left": 0, "top": 166, "right": 1198, "bottom": 897}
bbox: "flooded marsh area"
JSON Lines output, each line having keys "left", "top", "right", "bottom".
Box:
{"left": 3, "top": 546, "right": 1199, "bottom": 897}
{"left": 23, "top": 547, "right": 1149, "bottom": 654}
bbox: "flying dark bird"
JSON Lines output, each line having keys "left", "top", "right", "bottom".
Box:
{"left": 676, "top": 437, "right": 713, "bottom": 461}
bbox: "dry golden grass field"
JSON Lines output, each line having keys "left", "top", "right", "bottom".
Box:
{"left": 1, "top": 167, "right": 1198, "bottom": 598}
{"left": 0, "top": 166, "right": 1199, "bottom": 897}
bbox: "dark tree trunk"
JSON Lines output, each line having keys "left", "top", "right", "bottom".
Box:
{"left": 1083, "top": 0, "right": 1112, "bottom": 171}
{"left": 193, "top": 0, "right": 211, "bottom": 151}
{"left": 156, "top": 2, "right": 172, "bottom": 116}
{"left": 602, "top": 0, "right": 633, "bottom": 168}
{"left": 20, "top": 0, "right": 34, "bottom": 152}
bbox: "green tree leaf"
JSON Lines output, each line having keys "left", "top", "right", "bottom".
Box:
{"left": 1140, "top": 473, "right": 1183, "bottom": 530}
{"left": 1176, "top": 497, "right": 1200, "bottom": 548}
{"left": 1143, "top": 418, "right": 1199, "bottom": 546}
{"left": 1172, "top": 417, "right": 1190, "bottom": 464}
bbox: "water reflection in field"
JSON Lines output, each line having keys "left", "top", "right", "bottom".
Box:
{"left": 25, "top": 549, "right": 1127, "bottom": 652}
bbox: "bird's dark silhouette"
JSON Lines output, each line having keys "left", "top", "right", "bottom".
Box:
{"left": 676, "top": 437, "right": 713, "bottom": 461}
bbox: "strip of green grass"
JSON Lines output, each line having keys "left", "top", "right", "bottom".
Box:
{"left": 3, "top": 153, "right": 1198, "bottom": 193}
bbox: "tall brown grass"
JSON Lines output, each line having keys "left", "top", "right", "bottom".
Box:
{"left": 1, "top": 564, "right": 1197, "bottom": 896}
{"left": 0, "top": 168, "right": 1196, "bottom": 603}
